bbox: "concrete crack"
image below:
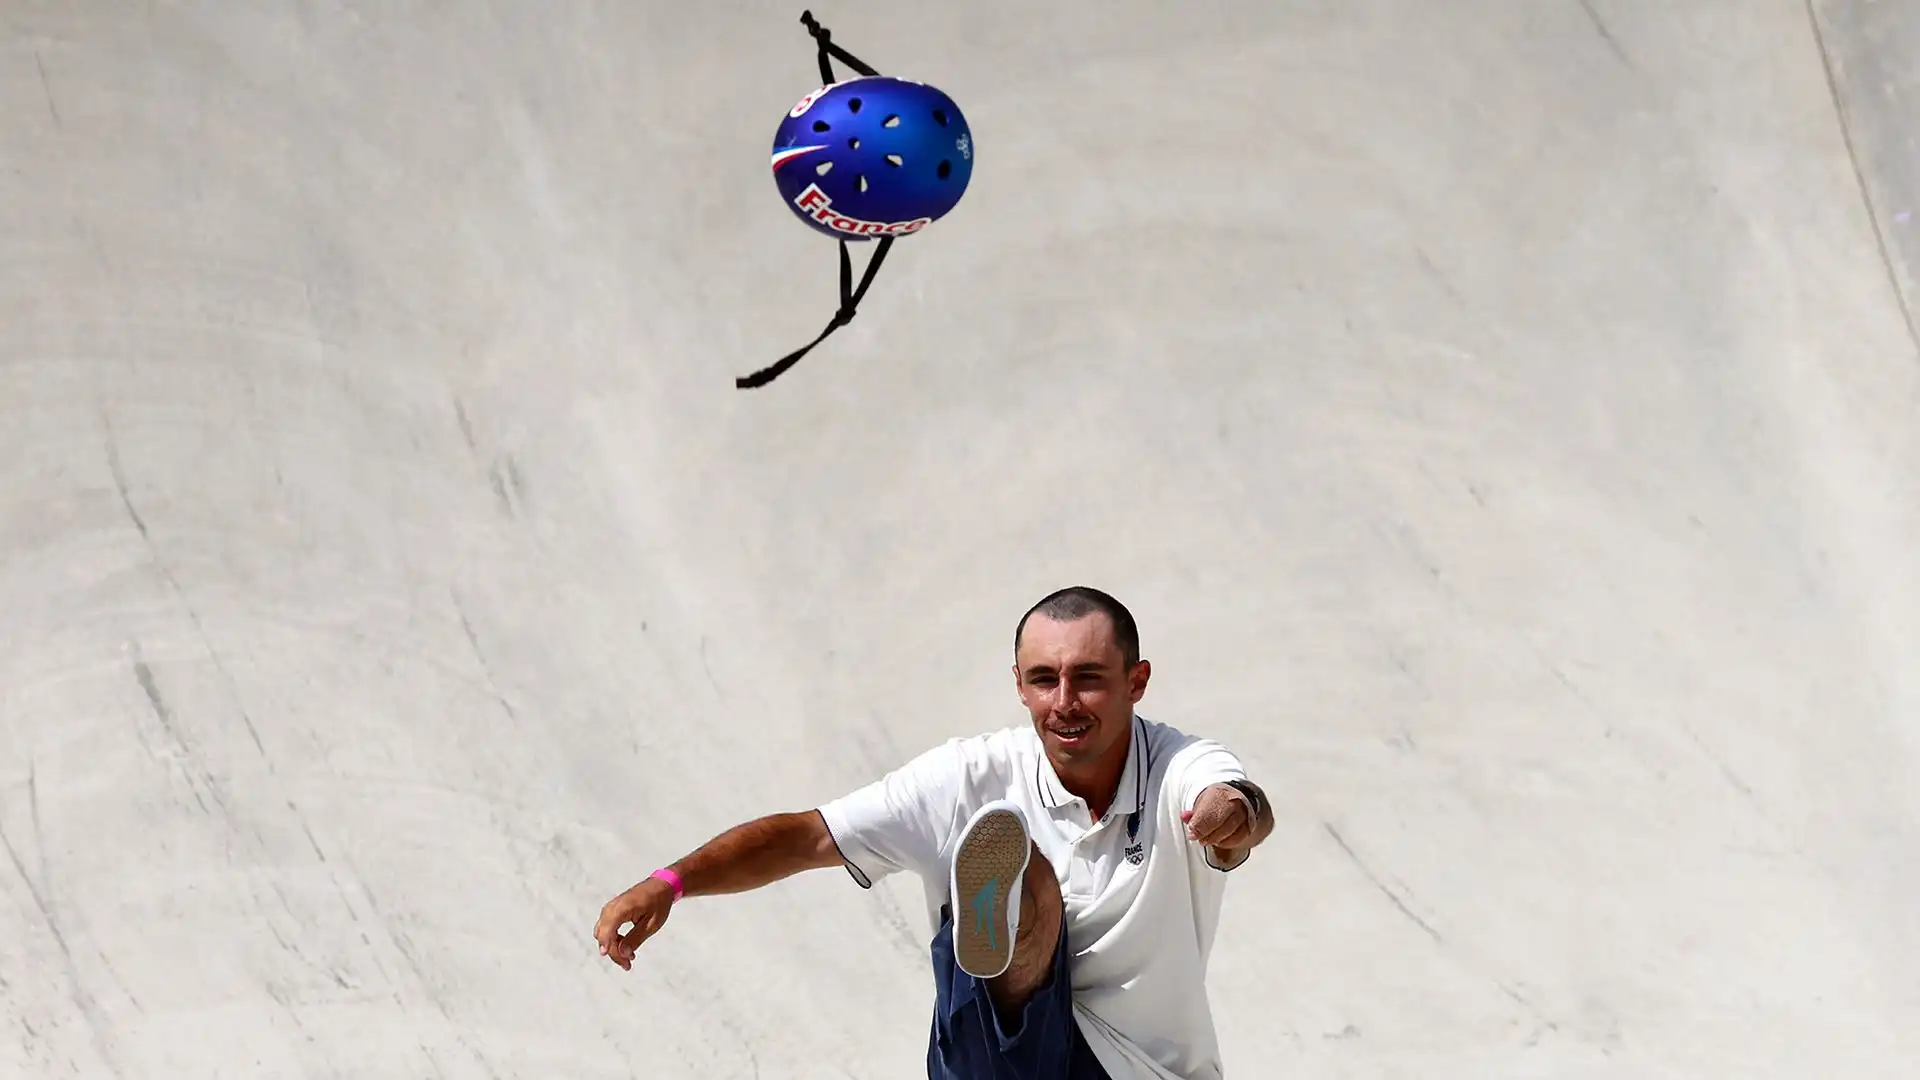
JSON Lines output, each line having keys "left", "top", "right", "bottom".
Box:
{"left": 1, "top": 809, "right": 68, "bottom": 962}
{"left": 34, "top": 52, "right": 61, "bottom": 129}
{"left": 699, "top": 635, "right": 724, "bottom": 700}
{"left": 1680, "top": 722, "right": 1761, "bottom": 808}
{"left": 132, "top": 660, "right": 181, "bottom": 750}
{"left": 1806, "top": 0, "right": 1920, "bottom": 364}
{"left": 1, "top": 793, "right": 122, "bottom": 1076}
{"left": 1576, "top": 0, "right": 1631, "bottom": 67}
{"left": 104, "top": 412, "right": 270, "bottom": 762}
{"left": 453, "top": 397, "right": 477, "bottom": 454}
{"left": 452, "top": 591, "right": 517, "bottom": 723}
{"left": 103, "top": 422, "right": 150, "bottom": 545}
{"left": 1323, "top": 822, "right": 1443, "bottom": 943}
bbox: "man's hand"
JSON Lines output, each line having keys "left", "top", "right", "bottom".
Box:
{"left": 1181, "top": 782, "right": 1271, "bottom": 868}
{"left": 594, "top": 876, "right": 676, "bottom": 971}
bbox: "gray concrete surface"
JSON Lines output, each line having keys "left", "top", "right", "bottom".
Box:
{"left": 1813, "top": 0, "right": 1920, "bottom": 349}
{"left": 2, "top": 1, "right": 1917, "bottom": 1077}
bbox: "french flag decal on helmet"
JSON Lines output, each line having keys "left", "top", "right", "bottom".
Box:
{"left": 771, "top": 145, "right": 827, "bottom": 172}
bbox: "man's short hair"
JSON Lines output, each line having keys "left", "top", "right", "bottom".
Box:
{"left": 1014, "top": 586, "right": 1141, "bottom": 668}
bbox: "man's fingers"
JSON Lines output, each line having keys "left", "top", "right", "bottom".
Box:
{"left": 1185, "top": 810, "right": 1217, "bottom": 842}
{"left": 610, "top": 903, "right": 670, "bottom": 966}
{"left": 593, "top": 880, "right": 672, "bottom": 970}
{"left": 599, "top": 902, "right": 630, "bottom": 938}
{"left": 1187, "top": 800, "right": 1252, "bottom": 848}
{"left": 1198, "top": 823, "right": 1242, "bottom": 847}
{"left": 1213, "top": 806, "right": 1251, "bottom": 842}
{"left": 594, "top": 908, "right": 622, "bottom": 953}
{"left": 598, "top": 923, "right": 626, "bottom": 960}
{"left": 619, "top": 917, "right": 655, "bottom": 955}
{"left": 1189, "top": 783, "right": 1266, "bottom": 858}
{"left": 600, "top": 918, "right": 644, "bottom": 971}
{"left": 596, "top": 890, "right": 643, "bottom": 947}
{"left": 1186, "top": 798, "right": 1248, "bottom": 837}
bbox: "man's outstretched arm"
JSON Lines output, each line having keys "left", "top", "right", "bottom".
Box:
{"left": 660, "top": 810, "right": 846, "bottom": 898}
{"left": 594, "top": 809, "right": 844, "bottom": 969}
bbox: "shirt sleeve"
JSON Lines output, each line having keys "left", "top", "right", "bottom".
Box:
{"left": 1166, "top": 737, "right": 1254, "bottom": 873}
{"left": 1171, "top": 738, "right": 1250, "bottom": 812}
{"left": 816, "top": 739, "right": 963, "bottom": 889}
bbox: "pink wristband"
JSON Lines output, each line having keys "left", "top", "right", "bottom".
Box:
{"left": 649, "top": 867, "right": 684, "bottom": 900}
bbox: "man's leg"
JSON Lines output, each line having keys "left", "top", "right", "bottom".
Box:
{"left": 927, "top": 840, "right": 1111, "bottom": 1080}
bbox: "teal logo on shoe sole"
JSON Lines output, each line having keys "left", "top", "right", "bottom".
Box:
{"left": 970, "top": 877, "right": 1000, "bottom": 950}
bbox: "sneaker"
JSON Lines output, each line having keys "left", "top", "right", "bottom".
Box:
{"left": 949, "top": 800, "right": 1031, "bottom": 980}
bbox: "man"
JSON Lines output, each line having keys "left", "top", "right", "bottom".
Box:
{"left": 593, "top": 587, "right": 1273, "bottom": 1079}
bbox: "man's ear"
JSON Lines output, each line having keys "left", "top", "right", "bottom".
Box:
{"left": 1128, "top": 659, "right": 1151, "bottom": 703}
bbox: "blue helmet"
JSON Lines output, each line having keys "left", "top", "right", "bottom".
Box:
{"left": 771, "top": 75, "right": 974, "bottom": 242}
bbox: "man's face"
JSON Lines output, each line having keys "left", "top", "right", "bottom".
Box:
{"left": 1013, "top": 612, "right": 1150, "bottom": 773}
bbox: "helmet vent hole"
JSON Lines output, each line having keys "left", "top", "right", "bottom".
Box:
{"left": 883, "top": 115, "right": 901, "bottom": 128}
{"left": 937, "top": 160, "right": 952, "bottom": 179}
{"left": 933, "top": 108, "right": 949, "bottom": 126}
{"left": 885, "top": 154, "right": 903, "bottom": 167}
{"left": 812, "top": 119, "right": 830, "bottom": 133}
{"left": 858, "top": 175, "right": 869, "bottom": 193}
{"left": 848, "top": 97, "right": 863, "bottom": 113}
{"left": 816, "top": 161, "right": 833, "bottom": 176}
{"left": 848, "top": 137, "right": 860, "bottom": 150}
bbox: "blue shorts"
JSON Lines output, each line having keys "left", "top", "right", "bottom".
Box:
{"left": 926, "top": 904, "right": 1112, "bottom": 1080}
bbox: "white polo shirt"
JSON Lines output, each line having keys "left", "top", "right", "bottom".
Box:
{"left": 817, "top": 713, "right": 1252, "bottom": 1080}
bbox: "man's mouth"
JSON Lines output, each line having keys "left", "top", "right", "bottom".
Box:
{"left": 1050, "top": 721, "right": 1093, "bottom": 744}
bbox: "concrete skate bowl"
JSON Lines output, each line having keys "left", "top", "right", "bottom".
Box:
{"left": 2, "top": 2, "right": 1916, "bottom": 1077}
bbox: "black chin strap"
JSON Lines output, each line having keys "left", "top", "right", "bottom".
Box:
{"left": 736, "top": 11, "right": 892, "bottom": 390}
{"left": 800, "top": 9, "right": 878, "bottom": 81}
{"left": 735, "top": 236, "right": 895, "bottom": 390}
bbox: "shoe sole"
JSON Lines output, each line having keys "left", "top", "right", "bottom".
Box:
{"left": 952, "top": 807, "right": 1029, "bottom": 980}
